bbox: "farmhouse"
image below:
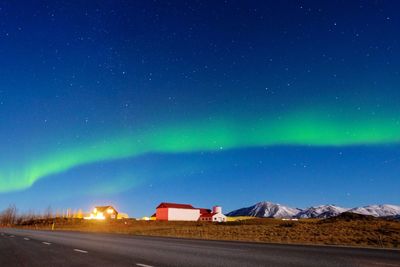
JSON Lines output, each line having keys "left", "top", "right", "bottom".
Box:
{"left": 155, "top": 202, "right": 226, "bottom": 222}
{"left": 87, "top": 206, "right": 118, "bottom": 220}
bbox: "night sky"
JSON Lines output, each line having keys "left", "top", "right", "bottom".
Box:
{"left": 0, "top": 1, "right": 399, "bottom": 217}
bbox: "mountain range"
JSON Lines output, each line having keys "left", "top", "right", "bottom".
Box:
{"left": 226, "top": 201, "right": 301, "bottom": 218}
{"left": 226, "top": 202, "right": 400, "bottom": 219}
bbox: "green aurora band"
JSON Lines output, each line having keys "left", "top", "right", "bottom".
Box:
{"left": 1, "top": 113, "right": 399, "bottom": 192}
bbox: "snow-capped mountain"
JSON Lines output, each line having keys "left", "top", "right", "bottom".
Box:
{"left": 348, "top": 205, "right": 400, "bottom": 217}
{"left": 226, "top": 201, "right": 301, "bottom": 218}
{"left": 295, "top": 205, "right": 349, "bottom": 219}
{"left": 227, "top": 202, "right": 400, "bottom": 219}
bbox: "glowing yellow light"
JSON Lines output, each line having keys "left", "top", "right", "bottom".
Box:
{"left": 84, "top": 213, "right": 105, "bottom": 220}
{"left": 107, "top": 208, "right": 114, "bottom": 214}
{"left": 93, "top": 208, "right": 97, "bottom": 213}
{"left": 96, "top": 213, "right": 104, "bottom": 220}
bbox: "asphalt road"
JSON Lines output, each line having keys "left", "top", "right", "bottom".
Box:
{"left": 0, "top": 228, "right": 399, "bottom": 267}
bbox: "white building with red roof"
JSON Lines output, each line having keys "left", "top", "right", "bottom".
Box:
{"left": 199, "top": 206, "right": 227, "bottom": 222}
{"left": 155, "top": 202, "right": 226, "bottom": 222}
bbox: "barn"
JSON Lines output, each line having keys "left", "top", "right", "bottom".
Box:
{"left": 155, "top": 202, "right": 226, "bottom": 222}
{"left": 156, "top": 203, "right": 201, "bottom": 221}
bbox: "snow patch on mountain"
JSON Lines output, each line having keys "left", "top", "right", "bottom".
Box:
{"left": 348, "top": 205, "right": 400, "bottom": 217}
{"left": 295, "top": 205, "right": 349, "bottom": 219}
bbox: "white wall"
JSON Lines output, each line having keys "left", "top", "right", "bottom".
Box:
{"left": 168, "top": 208, "right": 200, "bottom": 221}
{"left": 212, "top": 213, "right": 227, "bottom": 222}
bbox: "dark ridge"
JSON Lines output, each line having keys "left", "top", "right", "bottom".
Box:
{"left": 320, "top": 212, "right": 377, "bottom": 223}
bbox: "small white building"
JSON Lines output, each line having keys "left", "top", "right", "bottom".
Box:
{"left": 199, "top": 206, "right": 227, "bottom": 222}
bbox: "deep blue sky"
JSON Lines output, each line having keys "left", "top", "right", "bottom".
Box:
{"left": 0, "top": 1, "right": 399, "bottom": 217}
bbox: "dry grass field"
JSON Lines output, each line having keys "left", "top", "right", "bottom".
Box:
{"left": 11, "top": 213, "right": 400, "bottom": 249}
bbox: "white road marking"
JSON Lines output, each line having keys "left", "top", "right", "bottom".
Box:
{"left": 24, "top": 238, "right": 30, "bottom": 241}
{"left": 136, "top": 263, "right": 154, "bottom": 267}
{"left": 42, "top": 242, "right": 51, "bottom": 245}
{"left": 73, "top": 249, "right": 88, "bottom": 254}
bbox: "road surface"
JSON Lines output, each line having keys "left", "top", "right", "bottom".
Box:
{"left": 0, "top": 228, "right": 399, "bottom": 267}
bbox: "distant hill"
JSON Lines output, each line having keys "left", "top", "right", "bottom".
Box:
{"left": 321, "top": 212, "right": 377, "bottom": 222}
{"left": 390, "top": 215, "right": 400, "bottom": 220}
{"left": 227, "top": 202, "right": 400, "bottom": 219}
{"left": 226, "top": 201, "right": 300, "bottom": 218}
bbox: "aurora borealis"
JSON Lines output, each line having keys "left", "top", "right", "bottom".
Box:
{"left": 1, "top": 110, "right": 400, "bottom": 193}
{"left": 0, "top": 1, "right": 400, "bottom": 216}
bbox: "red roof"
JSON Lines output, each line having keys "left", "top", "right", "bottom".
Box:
{"left": 156, "top": 202, "right": 196, "bottom": 209}
{"left": 200, "top": 212, "right": 216, "bottom": 218}
{"left": 199, "top": 208, "right": 212, "bottom": 214}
